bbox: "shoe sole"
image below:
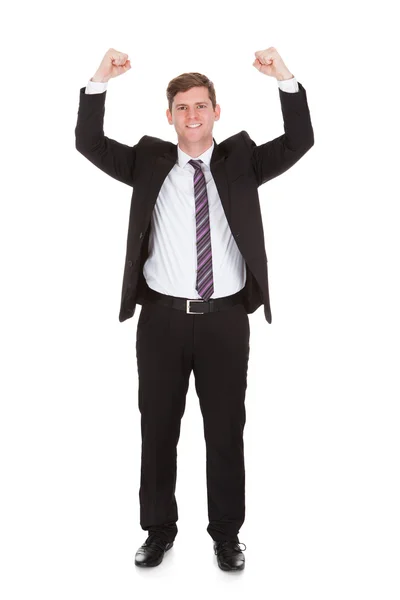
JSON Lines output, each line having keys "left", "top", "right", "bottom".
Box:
{"left": 217, "top": 561, "right": 245, "bottom": 571}
{"left": 134, "top": 541, "right": 174, "bottom": 567}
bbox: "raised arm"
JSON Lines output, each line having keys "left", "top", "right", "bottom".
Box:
{"left": 250, "top": 47, "right": 314, "bottom": 187}
{"left": 75, "top": 49, "right": 138, "bottom": 187}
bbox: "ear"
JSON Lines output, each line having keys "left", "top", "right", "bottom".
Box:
{"left": 166, "top": 108, "right": 173, "bottom": 125}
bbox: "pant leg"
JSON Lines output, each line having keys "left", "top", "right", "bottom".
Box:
{"left": 192, "top": 302, "right": 250, "bottom": 542}
{"left": 136, "top": 302, "right": 193, "bottom": 543}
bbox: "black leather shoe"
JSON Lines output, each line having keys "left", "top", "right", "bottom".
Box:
{"left": 214, "top": 540, "right": 246, "bottom": 571}
{"left": 134, "top": 534, "right": 174, "bottom": 567}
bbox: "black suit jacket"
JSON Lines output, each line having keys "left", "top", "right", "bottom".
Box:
{"left": 75, "top": 82, "right": 314, "bottom": 324}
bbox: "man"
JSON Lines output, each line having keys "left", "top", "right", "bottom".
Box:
{"left": 75, "top": 46, "right": 314, "bottom": 571}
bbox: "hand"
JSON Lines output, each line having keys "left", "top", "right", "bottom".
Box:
{"left": 91, "top": 48, "right": 131, "bottom": 82}
{"left": 252, "top": 47, "right": 293, "bottom": 80}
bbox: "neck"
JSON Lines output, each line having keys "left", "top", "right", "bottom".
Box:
{"left": 178, "top": 138, "right": 213, "bottom": 158}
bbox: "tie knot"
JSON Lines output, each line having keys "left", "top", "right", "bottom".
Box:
{"left": 188, "top": 159, "right": 203, "bottom": 170}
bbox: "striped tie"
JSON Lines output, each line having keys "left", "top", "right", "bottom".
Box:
{"left": 188, "top": 159, "right": 214, "bottom": 301}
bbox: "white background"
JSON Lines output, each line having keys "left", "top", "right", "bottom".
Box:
{"left": 1, "top": 0, "right": 399, "bottom": 597}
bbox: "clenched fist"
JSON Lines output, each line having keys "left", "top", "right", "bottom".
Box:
{"left": 252, "top": 47, "right": 293, "bottom": 81}
{"left": 91, "top": 48, "right": 131, "bottom": 83}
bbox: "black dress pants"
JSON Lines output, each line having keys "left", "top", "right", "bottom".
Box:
{"left": 135, "top": 290, "right": 250, "bottom": 544}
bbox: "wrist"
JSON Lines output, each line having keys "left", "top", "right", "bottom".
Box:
{"left": 91, "top": 74, "right": 110, "bottom": 83}
{"left": 276, "top": 72, "right": 294, "bottom": 81}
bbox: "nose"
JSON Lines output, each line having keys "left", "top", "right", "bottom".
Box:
{"left": 187, "top": 107, "right": 199, "bottom": 119}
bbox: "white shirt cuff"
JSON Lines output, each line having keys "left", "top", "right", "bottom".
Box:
{"left": 85, "top": 79, "right": 108, "bottom": 94}
{"left": 277, "top": 76, "right": 299, "bottom": 93}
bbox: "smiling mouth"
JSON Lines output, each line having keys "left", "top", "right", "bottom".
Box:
{"left": 186, "top": 124, "right": 202, "bottom": 128}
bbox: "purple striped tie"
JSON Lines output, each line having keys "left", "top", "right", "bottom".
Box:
{"left": 188, "top": 159, "right": 214, "bottom": 301}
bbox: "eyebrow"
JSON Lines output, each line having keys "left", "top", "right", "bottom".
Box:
{"left": 175, "top": 101, "right": 209, "bottom": 107}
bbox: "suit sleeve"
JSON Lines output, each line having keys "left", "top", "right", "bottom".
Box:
{"left": 75, "top": 86, "right": 139, "bottom": 187}
{"left": 246, "top": 81, "right": 314, "bottom": 187}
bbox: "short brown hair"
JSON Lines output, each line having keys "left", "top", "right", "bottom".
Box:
{"left": 166, "top": 72, "right": 217, "bottom": 113}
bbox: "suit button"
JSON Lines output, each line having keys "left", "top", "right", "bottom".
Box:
{"left": 128, "top": 260, "right": 133, "bottom": 267}
{"left": 235, "top": 232, "right": 240, "bottom": 239}
{"left": 139, "top": 232, "right": 143, "bottom": 239}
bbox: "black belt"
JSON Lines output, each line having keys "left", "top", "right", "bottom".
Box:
{"left": 143, "top": 287, "right": 245, "bottom": 314}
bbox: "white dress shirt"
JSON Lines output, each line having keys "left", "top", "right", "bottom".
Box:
{"left": 85, "top": 76, "right": 299, "bottom": 299}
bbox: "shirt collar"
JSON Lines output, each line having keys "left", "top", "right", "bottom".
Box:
{"left": 177, "top": 140, "right": 215, "bottom": 170}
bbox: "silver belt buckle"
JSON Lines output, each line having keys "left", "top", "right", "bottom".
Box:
{"left": 186, "top": 299, "right": 205, "bottom": 314}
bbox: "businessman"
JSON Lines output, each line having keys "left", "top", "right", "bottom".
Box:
{"left": 75, "top": 46, "right": 314, "bottom": 571}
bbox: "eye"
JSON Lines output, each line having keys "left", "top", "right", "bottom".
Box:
{"left": 178, "top": 105, "right": 206, "bottom": 110}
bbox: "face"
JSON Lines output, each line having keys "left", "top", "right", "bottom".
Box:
{"left": 166, "top": 86, "right": 221, "bottom": 157}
